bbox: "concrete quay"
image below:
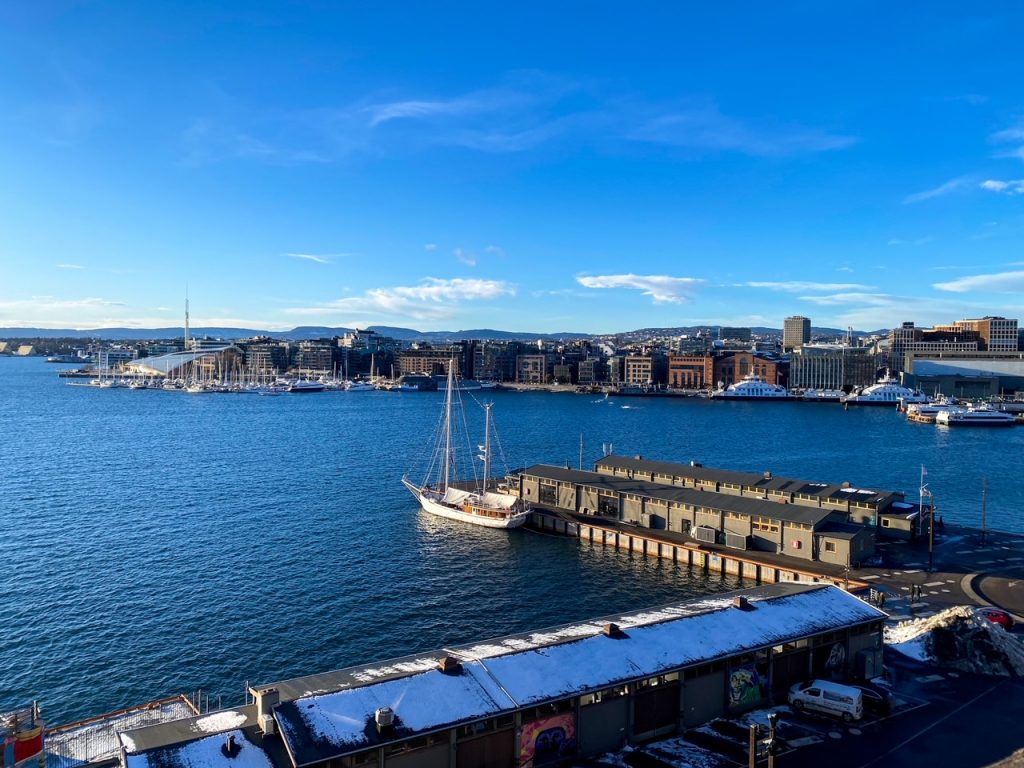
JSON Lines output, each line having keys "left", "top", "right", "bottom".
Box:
{"left": 529, "top": 510, "right": 1024, "bottom": 621}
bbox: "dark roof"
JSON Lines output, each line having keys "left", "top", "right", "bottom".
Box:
{"left": 593, "top": 456, "right": 900, "bottom": 507}
{"left": 815, "top": 521, "right": 868, "bottom": 540}
{"left": 522, "top": 464, "right": 836, "bottom": 527}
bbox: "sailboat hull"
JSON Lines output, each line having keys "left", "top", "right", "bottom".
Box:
{"left": 403, "top": 479, "right": 530, "bottom": 529}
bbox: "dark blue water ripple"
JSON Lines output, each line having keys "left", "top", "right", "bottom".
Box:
{"left": 1, "top": 358, "right": 1020, "bottom": 723}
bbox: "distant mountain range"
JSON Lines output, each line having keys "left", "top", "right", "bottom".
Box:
{"left": 0, "top": 324, "right": 878, "bottom": 342}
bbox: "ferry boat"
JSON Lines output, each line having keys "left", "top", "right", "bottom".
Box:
{"left": 711, "top": 373, "right": 792, "bottom": 400}
{"left": 842, "top": 373, "right": 928, "bottom": 407}
{"left": 935, "top": 404, "right": 1017, "bottom": 427}
{"left": 402, "top": 361, "right": 530, "bottom": 529}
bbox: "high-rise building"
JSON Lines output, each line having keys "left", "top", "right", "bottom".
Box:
{"left": 954, "top": 317, "right": 1019, "bottom": 352}
{"left": 782, "top": 316, "right": 811, "bottom": 352}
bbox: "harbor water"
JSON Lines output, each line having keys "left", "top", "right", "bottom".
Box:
{"left": 2, "top": 357, "right": 1021, "bottom": 724}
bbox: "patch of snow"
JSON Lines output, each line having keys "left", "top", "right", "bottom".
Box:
{"left": 126, "top": 731, "right": 272, "bottom": 768}
{"left": 193, "top": 712, "right": 248, "bottom": 734}
{"left": 119, "top": 734, "right": 137, "bottom": 754}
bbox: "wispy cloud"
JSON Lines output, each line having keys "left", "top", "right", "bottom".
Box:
{"left": 980, "top": 179, "right": 1024, "bottom": 195}
{"left": 182, "top": 73, "right": 857, "bottom": 164}
{"left": 744, "top": 281, "right": 874, "bottom": 292}
{"left": 453, "top": 248, "right": 476, "bottom": 267}
{"left": 576, "top": 274, "right": 703, "bottom": 303}
{"left": 934, "top": 270, "right": 1024, "bottom": 293}
{"left": 285, "top": 277, "right": 515, "bottom": 322}
{"left": 56, "top": 263, "right": 84, "bottom": 269}
{"left": 424, "top": 243, "right": 438, "bottom": 252}
{"left": 991, "top": 120, "right": 1024, "bottom": 161}
{"left": 286, "top": 252, "right": 336, "bottom": 264}
{"left": 903, "top": 177, "right": 970, "bottom": 204}
{"left": 629, "top": 104, "right": 857, "bottom": 157}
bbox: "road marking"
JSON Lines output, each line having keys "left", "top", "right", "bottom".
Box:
{"left": 861, "top": 574, "right": 879, "bottom": 580}
{"left": 978, "top": 560, "right": 996, "bottom": 564}
{"left": 903, "top": 569, "right": 923, "bottom": 574}
{"left": 787, "top": 736, "right": 822, "bottom": 748}
{"left": 941, "top": 589, "right": 951, "bottom": 593}
{"left": 923, "top": 581, "right": 944, "bottom": 587}
{"left": 860, "top": 677, "right": 1009, "bottom": 768}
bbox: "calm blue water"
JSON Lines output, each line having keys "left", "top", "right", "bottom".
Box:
{"left": 1, "top": 357, "right": 1021, "bottom": 724}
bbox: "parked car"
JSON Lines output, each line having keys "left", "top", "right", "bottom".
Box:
{"left": 788, "top": 680, "right": 863, "bottom": 722}
{"left": 975, "top": 607, "right": 1014, "bottom": 629}
{"left": 849, "top": 683, "right": 893, "bottom": 716}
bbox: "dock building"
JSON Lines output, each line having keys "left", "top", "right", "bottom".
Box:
{"left": 118, "top": 584, "right": 883, "bottom": 768}
{"left": 519, "top": 463, "right": 876, "bottom": 565}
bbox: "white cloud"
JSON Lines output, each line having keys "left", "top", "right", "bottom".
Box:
{"left": 453, "top": 247, "right": 476, "bottom": 267}
{"left": 887, "top": 236, "right": 934, "bottom": 247}
{"left": 903, "top": 177, "right": 970, "bottom": 204}
{"left": 287, "top": 252, "right": 334, "bottom": 264}
{"left": 991, "top": 121, "right": 1024, "bottom": 161}
{"left": 56, "top": 263, "right": 84, "bottom": 269}
{"left": 836, "top": 266, "right": 854, "bottom": 273}
{"left": 285, "top": 278, "right": 515, "bottom": 322}
{"left": 933, "top": 270, "right": 1024, "bottom": 293}
{"left": 980, "top": 179, "right": 1024, "bottom": 195}
{"left": 424, "top": 243, "right": 437, "bottom": 252}
{"left": 576, "top": 274, "right": 703, "bottom": 303}
{"left": 744, "top": 281, "right": 874, "bottom": 292}
{"left": 485, "top": 245, "right": 506, "bottom": 258}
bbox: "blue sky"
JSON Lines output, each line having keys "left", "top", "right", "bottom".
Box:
{"left": 2, "top": 3, "right": 1024, "bottom": 334}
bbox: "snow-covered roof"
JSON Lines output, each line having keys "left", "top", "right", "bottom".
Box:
{"left": 272, "top": 584, "right": 882, "bottom": 764}
{"left": 125, "top": 730, "right": 272, "bottom": 768}
{"left": 124, "top": 348, "right": 235, "bottom": 376}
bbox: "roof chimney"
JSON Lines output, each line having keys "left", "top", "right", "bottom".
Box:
{"left": 733, "top": 596, "right": 754, "bottom": 611}
{"left": 602, "top": 622, "right": 627, "bottom": 638}
{"left": 222, "top": 734, "right": 240, "bottom": 759}
{"left": 763, "top": 471, "right": 772, "bottom": 480}
{"left": 438, "top": 656, "right": 463, "bottom": 675}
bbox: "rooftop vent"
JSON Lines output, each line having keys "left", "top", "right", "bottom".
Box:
{"left": 438, "top": 656, "right": 463, "bottom": 675}
{"left": 763, "top": 471, "right": 772, "bottom": 480}
{"left": 634, "top": 454, "right": 642, "bottom": 460}
{"left": 374, "top": 707, "right": 394, "bottom": 733}
{"left": 602, "top": 622, "right": 627, "bottom": 639}
{"left": 222, "top": 734, "right": 240, "bottom": 759}
{"left": 690, "top": 461, "right": 702, "bottom": 468}
{"left": 841, "top": 481, "right": 851, "bottom": 489}
{"left": 733, "top": 596, "right": 755, "bottom": 611}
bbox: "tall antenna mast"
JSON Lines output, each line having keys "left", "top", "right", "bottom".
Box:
{"left": 184, "top": 285, "right": 191, "bottom": 351}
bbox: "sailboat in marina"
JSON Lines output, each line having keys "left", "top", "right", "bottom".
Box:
{"left": 402, "top": 360, "right": 530, "bottom": 529}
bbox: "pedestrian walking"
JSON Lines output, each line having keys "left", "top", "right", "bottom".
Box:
{"left": 878, "top": 592, "right": 886, "bottom": 609}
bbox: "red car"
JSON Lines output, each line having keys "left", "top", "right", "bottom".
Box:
{"left": 976, "top": 607, "right": 1014, "bottom": 629}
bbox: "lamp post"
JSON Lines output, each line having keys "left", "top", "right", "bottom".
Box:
{"left": 927, "top": 491, "right": 936, "bottom": 573}
{"left": 766, "top": 711, "right": 780, "bottom": 768}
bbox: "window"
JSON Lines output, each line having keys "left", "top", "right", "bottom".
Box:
{"left": 824, "top": 541, "right": 837, "bottom": 553}
{"left": 538, "top": 483, "right": 557, "bottom": 505}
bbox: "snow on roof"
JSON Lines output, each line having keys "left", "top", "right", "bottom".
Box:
{"left": 274, "top": 585, "right": 882, "bottom": 763}
{"left": 126, "top": 730, "right": 272, "bottom": 768}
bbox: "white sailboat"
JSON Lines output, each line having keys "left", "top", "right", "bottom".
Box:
{"left": 402, "top": 361, "right": 530, "bottom": 529}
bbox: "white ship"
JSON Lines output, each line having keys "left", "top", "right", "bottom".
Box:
{"left": 402, "top": 362, "right": 530, "bottom": 529}
{"left": 842, "top": 373, "right": 928, "bottom": 406}
{"left": 711, "top": 373, "right": 792, "bottom": 400}
{"left": 935, "top": 404, "right": 1017, "bottom": 427}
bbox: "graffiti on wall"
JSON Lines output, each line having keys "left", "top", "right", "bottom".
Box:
{"left": 519, "top": 713, "right": 576, "bottom": 766}
{"left": 727, "top": 664, "right": 765, "bottom": 711}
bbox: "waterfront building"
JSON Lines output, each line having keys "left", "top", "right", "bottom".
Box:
{"left": 96, "top": 347, "right": 137, "bottom": 370}
{"left": 398, "top": 346, "right": 467, "bottom": 377}
{"left": 294, "top": 341, "right": 335, "bottom": 374}
{"left": 515, "top": 354, "right": 548, "bottom": 384}
{"left": 123, "top": 347, "right": 241, "bottom": 379}
{"left": 577, "top": 357, "right": 608, "bottom": 386}
{"left": 520, "top": 464, "right": 875, "bottom": 564}
{"left": 666, "top": 354, "right": 715, "bottom": 389}
{"left": 782, "top": 316, "right": 810, "bottom": 352}
{"left": 239, "top": 339, "right": 291, "bottom": 374}
{"left": 623, "top": 355, "right": 653, "bottom": 387}
{"left": 903, "top": 350, "right": 1024, "bottom": 398}
{"left": 118, "top": 584, "right": 883, "bottom": 768}
{"left": 789, "top": 345, "right": 875, "bottom": 390}
{"left": 473, "top": 341, "right": 525, "bottom": 382}
{"left": 592, "top": 456, "right": 907, "bottom": 533}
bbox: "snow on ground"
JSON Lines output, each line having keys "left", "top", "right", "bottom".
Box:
{"left": 193, "top": 711, "right": 248, "bottom": 733}
{"left": 884, "top": 606, "right": 1024, "bottom": 676}
{"left": 585, "top": 739, "right": 729, "bottom": 768}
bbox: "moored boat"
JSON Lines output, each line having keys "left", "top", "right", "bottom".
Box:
{"left": 711, "top": 373, "right": 792, "bottom": 400}
{"left": 935, "top": 404, "right": 1017, "bottom": 427}
{"left": 842, "top": 373, "right": 928, "bottom": 407}
{"left": 402, "top": 360, "right": 530, "bottom": 529}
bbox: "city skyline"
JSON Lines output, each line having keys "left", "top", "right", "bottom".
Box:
{"left": 3, "top": 5, "right": 1024, "bottom": 333}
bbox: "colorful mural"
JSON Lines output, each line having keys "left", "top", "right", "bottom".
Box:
{"left": 727, "top": 664, "right": 765, "bottom": 711}
{"left": 519, "top": 713, "right": 576, "bottom": 766}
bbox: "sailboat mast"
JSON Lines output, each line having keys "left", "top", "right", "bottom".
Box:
{"left": 442, "top": 359, "right": 454, "bottom": 491}
{"left": 483, "top": 403, "right": 492, "bottom": 493}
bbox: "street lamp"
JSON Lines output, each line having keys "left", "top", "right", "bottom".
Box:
{"left": 766, "top": 711, "right": 780, "bottom": 768}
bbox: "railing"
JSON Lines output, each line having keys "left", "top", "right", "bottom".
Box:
{"left": 45, "top": 696, "right": 197, "bottom": 768}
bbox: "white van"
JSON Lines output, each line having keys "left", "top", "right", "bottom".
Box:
{"left": 788, "top": 679, "right": 864, "bottom": 722}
